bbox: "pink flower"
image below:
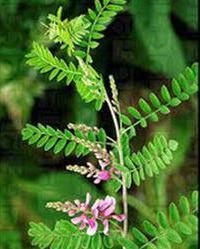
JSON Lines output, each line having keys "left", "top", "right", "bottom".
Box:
{"left": 94, "top": 170, "right": 111, "bottom": 184}
{"left": 87, "top": 218, "right": 98, "bottom": 236}
{"left": 91, "top": 196, "right": 125, "bottom": 235}
{"left": 63, "top": 193, "right": 126, "bottom": 236}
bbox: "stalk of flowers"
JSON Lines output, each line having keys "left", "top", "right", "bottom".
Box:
{"left": 67, "top": 123, "right": 99, "bottom": 135}
{"left": 66, "top": 144, "right": 121, "bottom": 184}
{"left": 46, "top": 193, "right": 125, "bottom": 236}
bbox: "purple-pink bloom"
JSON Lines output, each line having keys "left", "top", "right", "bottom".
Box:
{"left": 94, "top": 170, "right": 111, "bottom": 184}
{"left": 69, "top": 194, "right": 125, "bottom": 236}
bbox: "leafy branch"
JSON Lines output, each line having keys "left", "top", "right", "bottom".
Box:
{"left": 85, "top": 0, "right": 127, "bottom": 63}
{"left": 121, "top": 63, "right": 198, "bottom": 135}
{"left": 124, "top": 135, "right": 179, "bottom": 187}
{"left": 22, "top": 123, "right": 108, "bottom": 157}
{"left": 26, "top": 43, "right": 106, "bottom": 109}
{"left": 28, "top": 220, "right": 114, "bottom": 249}
{"left": 118, "top": 191, "right": 198, "bottom": 249}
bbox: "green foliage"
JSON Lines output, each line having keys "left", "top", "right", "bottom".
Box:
{"left": 47, "top": 7, "right": 91, "bottom": 56}
{"left": 124, "top": 135, "right": 179, "bottom": 187}
{"left": 118, "top": 191, "right": 198, "bottom": 249}
{"left": 85, "top": 0, "right": 127, "bottom": 63}
{"left": 18, "top": 1, "right": 198, "bottom": 249}
{"left": 22, "top": 123, "right": 107, "bottom": 157}
{"left": 122, "top": 63, "right": 198, "bottom": 134}
{"left": 28, "top": 220, "right": 116, "bottom": 249}
{"left": 26, "top": 42, "right": 106, "bottom": 109}
{"left": 46, "top": 0, "right": 127, "bottom": 63}
{"left": 26, "top": 42, "right": 81, "bottom": 85}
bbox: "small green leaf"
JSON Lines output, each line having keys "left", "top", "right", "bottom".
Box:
{"left": 160, "top": 105, "right": 170, "bottom": 114}
{"left": 88, "top": 8, "right": 97, "bottom": 20}
{"left": 149, "top": 93, "right": 161, "bottom": 108}
{"left": 125, "top": 172, "right": 132, "bottom": 188}
{"left": 97, "top": 128, "right": 107, "bottom": 144}
{"left": 166, "top": 228, "right": 182, "bottom": 244}
{"left": 82, "top": 234, "right": 91, "bottom": 248}
{"left": 168, "top": 140, "right": 178, "bottom": 151}
{"left": 91, "top": 234, "right": 102, "bottom": 249}
{"left": 53, "top": 139, "right": 67, "bottom": 154}
{"left": 132, "top": 167, "right": 140, "bottom": 186}
{"left": 175, "top": 221, "right": 192, "bottom": 235}
{"left": 64, "top": 130, "right": 73, "bottom": 139}
{"left": 139, "top": 118, "right": 148, "bottom": 128}
{"left": 139, "top": 98, "right": 152, "bottom": 113}
{"left": 169, "top": 97, "right": 181, "bottom": 107}
{"left": 115, "top": 164, "right": 128, "bottom": 173}
{"left": 44, "top": 137, "right": 58, "bottom": 151}
{"left": 103, "top": 236, "right": 114, "bottom": 248}
{"left": 157, "top": 211, "right": 168, "bottom": 229}
{"left": 37, "top": 135, "right": 49, "bottom": 148}
{"left": 143, "top": 221, "right": 158, "bottom": 236}
{"left": 95, "top": 0, "right": 102, "bottom": 11}
{"left": 88, "top": 130, "right": 96, "bottom": 142}
{"left": 28, "top": 133, "right": 41, "bottom": 145}
{"left": 191, "top": 191, "right": 198, "bottom": 210}
{"left": 132, "top": 228, "right": 148, "bottom": 243}
{"left": 161, "top": 85, "right": 171, "bottom": 102}
{"left": 65, "top": 141, "right": 76, "bottom": 156}
{"left": 118, "top": 238, "right": 138, "bottom": 249}
{"left": 172, "top": 79, "right": 182, "bottom": 96}
{"left": 127, "top": 106, "right": 142, "bottom": 119}
{"left": 121, "top": 114, "right": 132, "bottom": 125}
{"left": 179, "top": 196, "right": 190, "bottom": 215}
{"left": 169, "top": 203, "right": 180, "bottom": 223}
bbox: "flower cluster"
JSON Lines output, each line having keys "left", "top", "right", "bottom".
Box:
{"left": 66, "top": 144, "right": 120, "bottom": 184}
{"left": 46, "top": 193, "right": 125, "bottom": 236}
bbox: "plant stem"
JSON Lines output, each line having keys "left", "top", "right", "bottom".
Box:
{"left": 104, "top": 91, "right": 128, "bottom": 237}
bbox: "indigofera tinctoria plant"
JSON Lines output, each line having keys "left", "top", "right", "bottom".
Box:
{"left": 21, "top": 0, "right": 198, "bottom": 248}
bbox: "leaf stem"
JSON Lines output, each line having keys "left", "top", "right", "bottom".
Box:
{"left": 86, "top": 2, "right": 110, "bottom": 63}
{"left": 122, "top": 103, "right": 171, "bottom": 135}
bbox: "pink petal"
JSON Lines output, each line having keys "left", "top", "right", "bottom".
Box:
{"left": 79, "top": 222, "right": 86, "bottom": 230}
{"left": 103, "top": 198, "right": 116, "bottom": 216}
{"left": 94, "top": 178, "right": 101, "bottom": 184}
{"left": 68, "top": 209, "right": 77, "bottom": 217}
{"left": 92, "top": 199, "right": 100, "bottom": 209}
{"left": 87, "top": 218, "right": 98, "bottom": 236}
{"left": 71, "top": 214, "right": 86, "bottom": 225}
{"left": 112, "top": 214, "right": 126, "bottom": 222}
{"left": 103, "top": 219, "right": 109, "bottom": 235}
{"left": 98, "top": 171, "right": 111, "bottom": 181}
{"left": 99, "top": 196, "right": 115, "bottom": 211}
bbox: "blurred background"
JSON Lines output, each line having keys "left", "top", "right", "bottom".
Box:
{"left": 0, "top": 0, "right": 198, "bottom": 248}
